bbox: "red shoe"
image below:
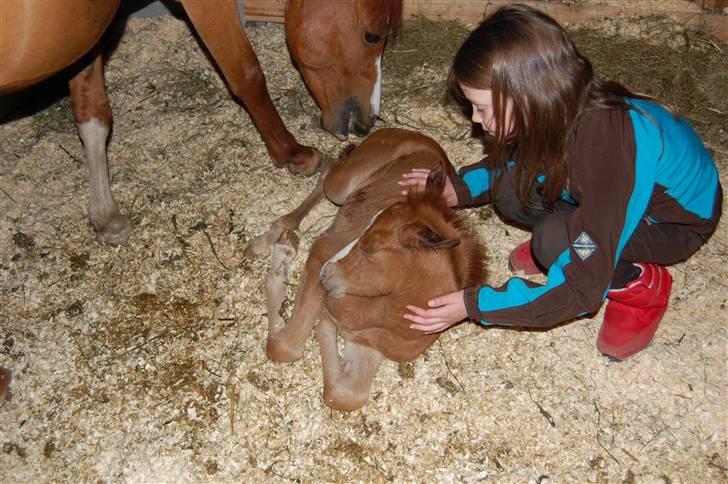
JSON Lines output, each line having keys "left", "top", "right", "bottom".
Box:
{"left": 508, "top": 240, "right": 542, "bottom": 275}
{"left": 597, "top": 263, "right": 673, "bottom": 360}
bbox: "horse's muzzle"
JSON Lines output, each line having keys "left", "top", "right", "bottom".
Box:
{"left": 325, "top": 98, "right": 376, "bottom": 140}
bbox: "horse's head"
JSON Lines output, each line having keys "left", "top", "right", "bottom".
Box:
{"left": 285, "top": 0, "right": 402, "bottom": 140}
{"left": 320, "top": 190, "right": 485, "bottom": 300}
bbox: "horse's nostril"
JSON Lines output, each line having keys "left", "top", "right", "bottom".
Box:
{"left": 351, "top": 120, "right": 370, "bottom": 137}
{"left": 349, "top": 106, "right": 377, "bottom": 138}
{"left": 321, "top": 116, "right": 349, "bottom": 141}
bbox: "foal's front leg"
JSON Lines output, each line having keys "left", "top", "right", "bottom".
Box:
{"left": 265, "top": 235, "right": 342, "bottom": 362}
{"left": 68, "top": 53, "right": 132, "bottom": 244}
{"left": 263, "top": 231, "right": 298, "bottom": 333}
{"left": 245, "top": 160, "right": 329, "bottom": 259}
{"left": 315, "top": 312, "right": 384, "bottom": 411}
{"left": 180, "top": 0, "right": 321, "bottom": 176}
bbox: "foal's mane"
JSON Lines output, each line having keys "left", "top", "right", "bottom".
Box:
{"left": 362, "top": 0, "right": 403, "bottom": 37}
{"left": 406, "top": 187, "right": 487, "bottom": 287}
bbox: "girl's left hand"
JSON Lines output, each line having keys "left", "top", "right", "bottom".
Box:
{"left": 404, "top": 290, "right": 468, "bottom": 334}
{"left": 399, "top": 168, "right": 458, "bottom": 207}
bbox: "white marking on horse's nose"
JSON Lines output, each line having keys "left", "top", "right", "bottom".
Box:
{"left": 370, "top": 54, "right": 382, "bottom": 117}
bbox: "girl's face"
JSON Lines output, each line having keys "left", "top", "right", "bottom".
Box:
{"left": 460, "top": 84, "right": 514, "bottom": 138}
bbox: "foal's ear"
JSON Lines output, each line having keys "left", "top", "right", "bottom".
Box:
{"left": 408, "top": 225, "right": 460, "bottom": 251}
{"left": 425, "top": 169, "right": 445, "bottom": 193}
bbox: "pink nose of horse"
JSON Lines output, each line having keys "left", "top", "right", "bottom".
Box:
{"left": 326, "top": 98, "right": 376, "bottom": 141}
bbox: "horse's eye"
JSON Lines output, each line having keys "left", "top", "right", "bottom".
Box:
{"left": 364, "top": 32, "right": 381, "bottom": 44}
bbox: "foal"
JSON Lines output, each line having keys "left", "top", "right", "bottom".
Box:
{"left": 248, "top": 128, "right": 486, "bottom": 411}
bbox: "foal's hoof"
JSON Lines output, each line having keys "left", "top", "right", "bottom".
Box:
{"left": 94, "top": 213, "right": 132, "bottom": 245}
{"left": 287, "top": 146, "right": 321, "bottom": 177}
{"left": 323, "top": 388, "right": 368, "bottom": 412}
{"left": 266, "top": 339, "right": 303, "bottom": 363}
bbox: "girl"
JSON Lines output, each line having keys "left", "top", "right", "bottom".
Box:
{"left": 400, "top": 4, "right": 722, "bottom": 360}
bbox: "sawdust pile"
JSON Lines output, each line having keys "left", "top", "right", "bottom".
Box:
{"left": 1, "top": 10, "right": 726, "bottom": 483}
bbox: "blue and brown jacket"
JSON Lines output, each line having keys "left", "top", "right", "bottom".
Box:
{"left": 450, "top": 99, "right": 722, "bottom": 328}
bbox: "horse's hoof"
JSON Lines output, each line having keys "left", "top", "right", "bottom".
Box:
{"left": 94, "top": 213, "right": 132, "bottom": 245}
{"left": 266, "top": 340, "right": 303, "bottom": 363}
{"left": 243, "top": 238, "right": 268, "bottom": 259}
{"left": 323, "top": 389, "right": 368, "bottom": 412}
{"left": 287, "top": 146, "right": 321, "bottom": 177}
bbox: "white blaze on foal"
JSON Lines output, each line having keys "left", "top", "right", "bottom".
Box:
{"left": 320, "top": 208, "right": 385, "bottom": 280}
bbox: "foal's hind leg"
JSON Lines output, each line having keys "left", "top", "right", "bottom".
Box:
{"left": 315, "top": 312, "right": 384, "bottom": 411}
{"left": 69, "top": 53, "right": 132, "bottom": 244}
{"left": 180, "top": 0, "right": 321, "bottom": 176}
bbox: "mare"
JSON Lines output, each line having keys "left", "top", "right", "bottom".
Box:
{"left": 247, "top": 128, "right": 486, "bottom": 411}
{"left": 0, "top": 0, "right": 402, "bottom": 244}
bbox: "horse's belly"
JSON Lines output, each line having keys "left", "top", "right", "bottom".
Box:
{"left": 0, "top": 0, "right": 121, "bottom": 92}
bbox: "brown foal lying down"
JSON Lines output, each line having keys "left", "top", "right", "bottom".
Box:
{"left": 247, "top": 128, "right": 486, "bottom": 411}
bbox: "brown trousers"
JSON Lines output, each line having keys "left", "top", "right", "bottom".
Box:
{"left": 491, "top": 168, "right": 721, "bottom": 288}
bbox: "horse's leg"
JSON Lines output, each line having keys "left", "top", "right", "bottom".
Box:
{"left": 179, "top": 0, "right": 321, "bottom": 176}
{"left": 315, "top": 312, "right": 384, "bottom": 411}
{"left": 68, "top": 52, "right": 132, "bottom": 244}
{"left": 263, "top": 230, "right": 298, "bottom": 337}
{"left": 244, "top": 160, "right": 332, "bottom": 259}
{"left": 323, "top": 128, "right": 437, "bottom": 205}
{"left": 266, "top": 233, "right": 348, "bottom": 363}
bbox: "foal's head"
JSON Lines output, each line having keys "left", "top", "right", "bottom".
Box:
{"left": 321, "top": 188, "right": 485, "bottom": 301}
{"left": 285, "top": 0, "right": 402, "bottom": 140}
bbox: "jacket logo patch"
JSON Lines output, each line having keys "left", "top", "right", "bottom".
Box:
{"left": 573, "top": 232, "right": 597, "bottom": 261}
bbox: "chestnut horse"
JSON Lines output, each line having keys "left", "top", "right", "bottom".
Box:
{"left": 0, "top": 0, "right": 402, "bottom": 244}
{"left": 247, "top": 128, "right": 486, "bottom": 411}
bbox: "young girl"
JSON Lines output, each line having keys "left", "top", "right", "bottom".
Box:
{"left": 400, "top": 4, "right": 722, "bottom": 360}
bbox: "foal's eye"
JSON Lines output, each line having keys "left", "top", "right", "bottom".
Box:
{"left": 360, "top": 236, "right": 383, "bottom": 256}
{"left": 361, "top": 241, "right": 377, "bottom": 256}
{"left": 364, "top": 32, "right": 381, "bottom": 44}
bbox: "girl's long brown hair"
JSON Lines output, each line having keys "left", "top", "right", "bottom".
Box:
{"left": 449, "top": 3, "right": 671, "bottom": 207}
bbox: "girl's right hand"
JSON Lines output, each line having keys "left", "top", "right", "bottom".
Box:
{"left": 399, "top": 168, "right": 458, "bottom": 207}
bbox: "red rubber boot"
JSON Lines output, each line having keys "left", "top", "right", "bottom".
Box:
{"left": 597, "top": 263, "right": 673, "bottom": 360}
{"left": 508, "top": 240, "right": 542, "bottom": 275}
